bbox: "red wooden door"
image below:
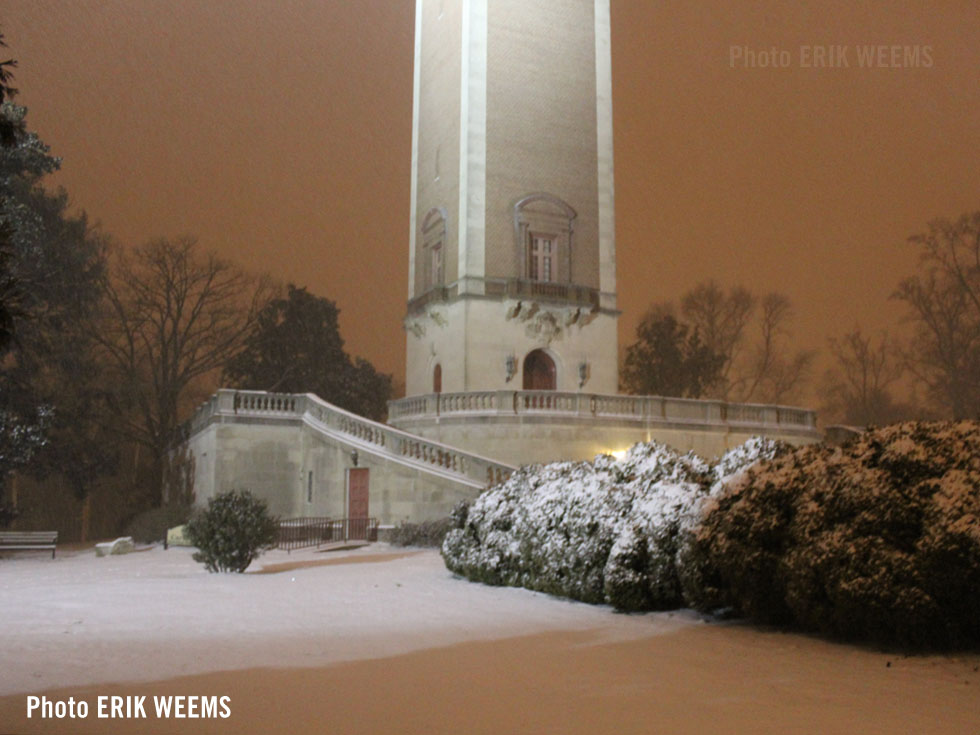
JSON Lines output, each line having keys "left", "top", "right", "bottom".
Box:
{"left": 523, "top": 349, "right": 556, "bottom": 390}
{"left": 347, "top": 468, "right": 370, "bottom": 539}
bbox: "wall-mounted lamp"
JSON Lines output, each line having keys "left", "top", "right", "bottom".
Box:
{"left": 578, "top": 361, "right": 589, "bottom": 388}
{"left": 505, "top": 355, "right": 517, "bottom": 382}
{"left": 350, "top": 450, "right": 359, "bottom": 467}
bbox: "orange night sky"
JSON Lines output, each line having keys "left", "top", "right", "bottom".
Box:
{"left": 2, "top": 0, "right": 978, "bottom": 401}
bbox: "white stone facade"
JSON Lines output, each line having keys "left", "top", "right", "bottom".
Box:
{"left": 405, "top": 298, "right": 619, "bottom": 395}
{"left": 405, "top": 0, "right": 619, "bottom": 397}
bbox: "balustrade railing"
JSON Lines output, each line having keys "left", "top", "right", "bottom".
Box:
{"left": 185, "top": 387, "right": 816, "bottom": 493}
{"left": 389, "top": 390, "right": 817, "bottom": 431}
{"left": 186, "top": 390, "right": 516, "bottom": 488}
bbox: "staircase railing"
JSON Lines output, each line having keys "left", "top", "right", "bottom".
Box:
{"left": 187, "top": 389, "right": 517, "bottom": 489}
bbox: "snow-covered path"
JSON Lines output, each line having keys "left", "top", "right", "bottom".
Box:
{"left": 0, "top": 544, "right": 693, "bottom": 695}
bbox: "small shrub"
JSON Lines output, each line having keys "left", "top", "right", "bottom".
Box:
{"left": 388, "top": 517, "right": 453, "bottom": 547}
{"left": 125, "top": 503, "right": 191, "bottom": 544}
{"left": 187, "top": 490, "right": 279, "bottom": 573}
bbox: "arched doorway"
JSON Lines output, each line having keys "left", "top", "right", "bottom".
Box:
{"left": 523, "top": 350, "right": 556, "bottom": 390}
{"left": 433, "top": 363, "right": 442, "bottom": 394}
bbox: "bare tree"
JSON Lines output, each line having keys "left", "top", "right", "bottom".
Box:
{"left": 677, "top": 282, "right": 812, "bottom": 403}
{"left": 819, "top": 328, "right": 909, "bottom": 426}
{"left": 893, "top": 212, "right": 980, "bottom": 419}
{"left": 737, "top": 293, "right": 814, "bottom": 404}
{"left": 680, "top": 280, "right": 754, "bottom": 395}
{"left": 94, "top": 236, "right": 272, "bottom": 503}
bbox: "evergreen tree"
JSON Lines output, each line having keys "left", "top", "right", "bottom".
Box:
{"left": 0, "top": 54, "right": 114, "bottom": 505}
{"left": 224, "top": 284, "right": 392, "bottom": 420}
{"left": 621, "top": 310, "right": 725, "bottom": 398}
{"left": 0, "top": 30, "right": 21, "bottom": 352}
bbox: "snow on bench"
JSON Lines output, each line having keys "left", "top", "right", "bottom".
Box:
{"left": 0, "top": 531, "right": 58, "bottom": 558}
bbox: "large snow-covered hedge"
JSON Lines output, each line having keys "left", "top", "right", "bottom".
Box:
{"left": 442, "top": 437, "right": 785, "bottom": 611}
{"left": 688, "top": 421, "right": 980, "bottom": 649}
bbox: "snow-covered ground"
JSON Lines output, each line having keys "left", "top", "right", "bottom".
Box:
{"left": 0, "top": 544, "right": 695, "bottom": 695}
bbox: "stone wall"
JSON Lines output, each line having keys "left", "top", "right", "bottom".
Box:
{"left": 184, "top": 391, "right": 515, "bottom": 526}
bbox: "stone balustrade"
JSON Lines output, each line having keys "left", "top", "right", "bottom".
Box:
{"left": 186, "top": 389, "right": 516, "bottom": 488}
{"left": 388, "top": 390, "right": 817, "bottom": 431}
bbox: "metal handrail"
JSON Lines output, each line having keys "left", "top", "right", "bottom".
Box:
{"left": 277, "top": 517, "right": 379, "bottom": 552}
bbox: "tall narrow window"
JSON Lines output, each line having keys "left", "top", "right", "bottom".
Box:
{"left": 307, "top": 470, "right": 313, "bottom": 503}
{"left": 433, "top": 363, "right": 442, "bottom": 394}
{"left": 420, "top": 207, "right": 448, "bottom": 293}
{"left": 430, "top": 241, "right": 443, "bottom": 287}
{"left": 529, "top": 234, "right": 554, "bottom": 282}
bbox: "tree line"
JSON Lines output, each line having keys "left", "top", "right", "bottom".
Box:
{"left": 0, "top": 49, "right": 391, "bottom": 533}
{"left": 620, "top": 212, "right": 980, "bottom": 425}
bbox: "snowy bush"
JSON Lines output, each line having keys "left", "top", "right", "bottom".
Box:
{"left": 388, "top": 517, "right": 453, "bottom": 548}
{"left": 676, "top": 437, "right": 791, "bottom": 612}
{"left": 442, "top": 439, "right": 771, "bottom": 611}
{"left": 690, "top": 422, "right": 980, "bottom": 649}
{"left": 187, "top": 490, "right": 279, "bottom": 573}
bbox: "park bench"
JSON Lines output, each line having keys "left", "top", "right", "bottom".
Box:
{"left": 0, "top": 531, "right": 58, "bottom": 558}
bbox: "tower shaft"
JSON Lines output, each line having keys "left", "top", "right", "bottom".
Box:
{"left": 406, "top": 0, "right": 618, "bottom": 396}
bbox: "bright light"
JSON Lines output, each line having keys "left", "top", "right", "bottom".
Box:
{"left": 609, "top": 449, "right": 628, "bottom": 460}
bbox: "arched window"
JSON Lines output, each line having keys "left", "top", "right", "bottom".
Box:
{"left": 523, "top": 350, "right": 556, "bottom": 391}
{"left": 420, "top": 207, "right": 447, "bottom": 292}
{"left": 513, "top": 194, "right": 576, "bottom": 283}
{"left": 433, "top": 363, "right": 442, "bottom": 394}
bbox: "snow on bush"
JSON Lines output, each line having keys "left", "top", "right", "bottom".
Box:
{"left": 689, "top": 421, "right": 980, "bottom": 649}
{"left": 187, "top": 490, "right": 279, "bottom": 573}
{"left": 676, "top": 436, "right": 791, "bottom": 611}
{"left": 442, "top": 439, "right": 774, "bottom": 611}
{"left": 388, "top": 517, "right": 454, "bottom": 548}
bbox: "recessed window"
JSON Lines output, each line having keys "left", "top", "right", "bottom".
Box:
{"left": 433, "top": 363, "right": 442, "bottom": 394}
{"left": 429, "top": 241, "right": 443, "bottom": 287}
{"left": 307, "top": 470, "right": 313, "bottom": 503}
{"left": 514, "top": 194, "right": 576, "bottom": 283}
{"left": 420, "top": 207, "right": 448, "bottom": 292}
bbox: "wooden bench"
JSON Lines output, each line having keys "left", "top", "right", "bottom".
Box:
{"left": 0, "top": 531, "right": 58, "bottom": 558}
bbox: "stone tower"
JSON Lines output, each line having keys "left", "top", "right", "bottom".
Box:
{"left": 404, "top": 0, "right": 618, "bottom": 397}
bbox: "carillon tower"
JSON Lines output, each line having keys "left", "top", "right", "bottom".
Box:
{"left": 404, "top": 0, "right": 619, "bottom": 396}
{"left": 184, "top": 1, "right": 820, "bottom": 524}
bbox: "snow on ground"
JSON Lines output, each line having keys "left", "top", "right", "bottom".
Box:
{"left": 0, "top": 544, "right": 696, "bottom": 695}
